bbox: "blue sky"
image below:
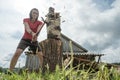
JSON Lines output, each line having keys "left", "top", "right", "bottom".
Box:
{"left": 0, "top": 0, "right": 120, "bottom": 68}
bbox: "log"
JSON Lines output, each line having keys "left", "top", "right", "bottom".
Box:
{"left": 25, "top": 52, "right": 40, "bottom": 73}
{"left": 39, "top": 39, "right": 63, "bottom": 72}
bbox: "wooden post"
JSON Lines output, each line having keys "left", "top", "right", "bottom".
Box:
{"left": 39, "top": 39, "right": 63, "bottom": 72}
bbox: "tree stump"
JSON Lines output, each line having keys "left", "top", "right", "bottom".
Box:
{"left": 25, "top": 52, "right": 41, "bottom": 73}
{"left": 39, "top": 39, "right": 63, "bottom": 72}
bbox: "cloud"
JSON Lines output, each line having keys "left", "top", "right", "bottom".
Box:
{"left": 11, "top": 31, "right": 23, "bottom": 39}
{"left": 0, "top": 53, "right": 26, "bottom": 68}
{"left": 101, "top": 47, "right": 120, "bottom": 63}
{"left": 92, "top": 0, "right": 115, "bottom": 11}
{"left": 61, "top": 0, "right": 120, "bottom": 63}
{"left": 81, "top": 9, "right": 120, "bottom": 52}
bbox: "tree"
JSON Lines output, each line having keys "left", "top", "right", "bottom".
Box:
{"left": 0, "top": 66, "right": 3, "bottom": 72}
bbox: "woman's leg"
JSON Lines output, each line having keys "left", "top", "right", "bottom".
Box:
{"left": 9, "top": 39, "right": 29, "bottom": 71}
{"left": 9, "top": 48, "right": 23, "bottom": 71}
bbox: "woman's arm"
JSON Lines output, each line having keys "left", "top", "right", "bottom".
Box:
{"left": 24, "top": 22, "right": 36, "bottom": 42}
{"left": 23, "top": 22, "right": 35, "bottom": 35}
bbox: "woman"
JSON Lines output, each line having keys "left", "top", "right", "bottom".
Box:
{"left": 9, "top": 8, "right": 44, "bottom": 71}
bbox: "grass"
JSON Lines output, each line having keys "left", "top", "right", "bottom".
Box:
{"left": 1, "top": 61, "right": 120, "bottom": 80}
{"left": 1, "top": 41, "right": 120, "bottom": 80}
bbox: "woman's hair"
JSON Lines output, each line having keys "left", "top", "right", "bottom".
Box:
{"left": 29, "top": 8, "right": 39, "bottom": 21}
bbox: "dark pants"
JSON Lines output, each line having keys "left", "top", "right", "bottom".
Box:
{"left": 17, "top": 39, "right": 42, "bottom": 53}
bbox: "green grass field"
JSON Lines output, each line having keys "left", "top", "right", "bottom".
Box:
{"left": 0, "top": 63, "right": 120, "bottom": 80}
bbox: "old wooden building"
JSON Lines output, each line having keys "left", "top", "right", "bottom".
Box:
{"left": 61, "top": 33, "right": 103, "bottom": 57}
{"left": 60, "top": 34, "right": 104, "bottom": 68}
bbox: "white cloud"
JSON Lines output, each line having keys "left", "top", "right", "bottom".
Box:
{"left": 101, "top": 46, "right": 120, "bottom": 63}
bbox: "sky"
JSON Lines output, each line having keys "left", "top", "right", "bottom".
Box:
{"left": 0, "top": 0, "right": 120, "bottom": 68}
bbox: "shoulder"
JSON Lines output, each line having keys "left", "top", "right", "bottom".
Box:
{"left": 23, "top": 18, "right": 30, "bottom": 22}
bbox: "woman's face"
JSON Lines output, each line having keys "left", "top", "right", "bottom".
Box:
{"left": 31, "top": 10, "right": 39, "bottom": 20}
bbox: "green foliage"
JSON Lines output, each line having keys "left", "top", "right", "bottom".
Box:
{"left": 0, "top": 63, "right": 120, "bottom": 80}
{"left": 0, "top": 67, "right": 2, "bottom": 72}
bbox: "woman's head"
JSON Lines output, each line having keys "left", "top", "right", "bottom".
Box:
{"left": 29, "top": 8, "right": 39, "bottom": 21}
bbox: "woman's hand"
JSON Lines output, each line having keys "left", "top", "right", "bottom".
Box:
{"left": 32, "top": 32, "right": 37, "bottom": 42}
